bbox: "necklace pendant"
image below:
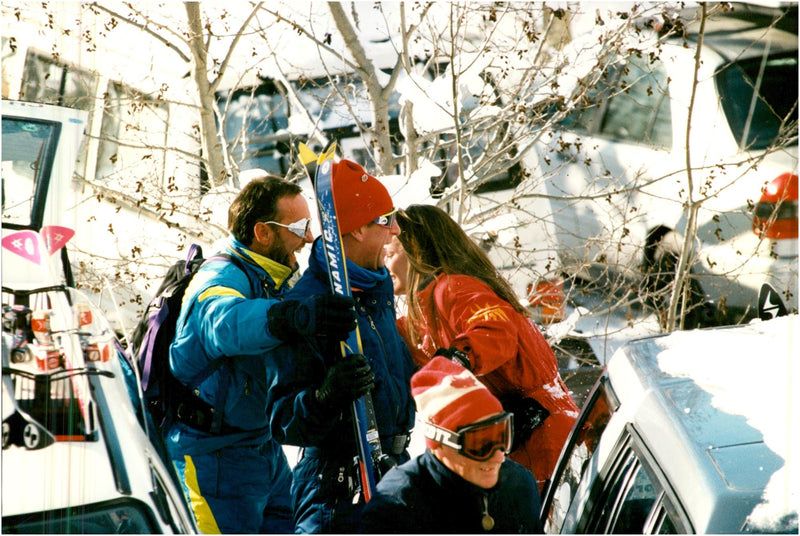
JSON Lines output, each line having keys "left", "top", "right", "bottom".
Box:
{"left": 481, "top": 514, "right": 495, "bottom": 531}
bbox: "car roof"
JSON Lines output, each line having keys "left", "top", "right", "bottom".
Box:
{"left": 668, "top": 2, "right": 798, "bottom": 59}
{"left": 606, "top": 314, "right": 796, "bottom": 533}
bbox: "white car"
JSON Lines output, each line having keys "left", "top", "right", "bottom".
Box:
{"left": 541, "top": 309, "right": 797, "bottom": 533}
{"left": 2, "top": 230, "right": 196, "bottom": 533}
{"left": 469, "top": 4, "right": 798, "bottom": 328}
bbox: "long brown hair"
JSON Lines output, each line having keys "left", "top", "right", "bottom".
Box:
{"left": 396, "top": 204, "right": 529, "bottom": 348}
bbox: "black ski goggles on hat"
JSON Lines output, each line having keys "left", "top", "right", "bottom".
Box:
{"left": 423, "top": 412, "right": 513, "bottom": 461}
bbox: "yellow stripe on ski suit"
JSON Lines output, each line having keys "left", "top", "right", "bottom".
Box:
{"left": 189, "top": 248, "right": 293, "bottom": 304}
{"left": 184, "top": 455, "right": 221, "bottom": 534}
{"left": 197, "top": 286, "right": 245, "bottom": 302}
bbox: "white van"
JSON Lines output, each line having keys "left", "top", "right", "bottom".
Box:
{"left": 2, "top": 230, "right": 196, "bottom": 533}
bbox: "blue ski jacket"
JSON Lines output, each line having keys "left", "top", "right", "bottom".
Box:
{"left": 264, "top": 238, "right": 415, "bottom": 531}
{"left": 168, "top": 236, "right": 294, "bottom": 454}
{"left": 266, "top": 237, "right": 416, "bottom": 455}
{"left": 361, "top": 450, "right": 543, "bottom": 534}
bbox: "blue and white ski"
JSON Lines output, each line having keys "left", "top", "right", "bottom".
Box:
{"left": 300, "top": 142, "right": 386, "bottom": 502}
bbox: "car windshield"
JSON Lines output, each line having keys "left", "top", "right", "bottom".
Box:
{"left": 3, "top": 498, "right": 158, "bottom": 533}
{"left": 1, "top": 116, "right": 59, "bottom": 228}
{"left": 716, "top": 51, "right": 798, "bottom": 151}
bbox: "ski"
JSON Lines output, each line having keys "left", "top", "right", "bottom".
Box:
{"left": 300, "top": 142, "right": 386, "bottom": 502}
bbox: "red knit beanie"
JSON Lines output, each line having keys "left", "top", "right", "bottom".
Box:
{"left": 331, "top": 159, "right": 393, "bottom": 235}
{"left": 412, "top": 357, "right": 503, "bottom": 441}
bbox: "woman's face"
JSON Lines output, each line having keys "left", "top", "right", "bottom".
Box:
{"left": 384, "top": 236, "right": 409, "bottom": 296}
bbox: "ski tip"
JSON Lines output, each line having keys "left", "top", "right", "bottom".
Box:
{"left": 298, "top": 142, "right": 318, "bottom": 166}
{"left": 318, "top": 141, "right": 338, "bottom": 165}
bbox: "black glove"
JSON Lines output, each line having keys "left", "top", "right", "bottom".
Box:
{"left": 434, "top": 347, "right": 471, "bottom": 369}
{"left": 315, "top": 353, "right": 374, "bottom": 410}
{"left": 268, "top": 295, "right": 356, "bottom": 342}
{"left": 500, "top": 393, "right": 551, "bottom": 452}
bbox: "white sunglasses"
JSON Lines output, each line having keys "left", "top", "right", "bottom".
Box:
{"left": 262, "top": 218, "right": 312, "bottom": 238}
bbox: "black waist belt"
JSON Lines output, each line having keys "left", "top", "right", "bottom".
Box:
{"left": 305, "top": 434, "right": 410, "bottom": 459}
{"left": 175, "top": 399, "right": 247, "bottom": 436}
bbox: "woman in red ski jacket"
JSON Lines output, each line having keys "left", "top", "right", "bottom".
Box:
{"left": 394, "top": 204, "right": 579, "bottom": 492}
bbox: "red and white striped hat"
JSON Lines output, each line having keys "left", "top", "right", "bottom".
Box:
{"left": 411, "top": 356, "right": 503, "bottom": 433}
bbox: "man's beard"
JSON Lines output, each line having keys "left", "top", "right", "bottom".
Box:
{"left": 265, "top": 241, "right": 299, "bottom": 272}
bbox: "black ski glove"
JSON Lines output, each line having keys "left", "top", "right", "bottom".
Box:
{"left": 434, "top": 347, "right": 471, "bottom": 369}
{"left": 268, "top": 295, "right": 356, "bottom": 342}
{"left": 314, "top": 353, "right": 374, "bottom": 410}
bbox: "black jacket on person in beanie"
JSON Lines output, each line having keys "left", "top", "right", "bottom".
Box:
{"left": 360, "top": 450, "right": 543, "bottom": 534}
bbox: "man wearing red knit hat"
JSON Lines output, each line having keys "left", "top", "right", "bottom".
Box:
{"left": 361, "top": 357, "right": 543, "bottom": 534}
{"left": 264, "top": 159, "right": 416, "bottom": 533}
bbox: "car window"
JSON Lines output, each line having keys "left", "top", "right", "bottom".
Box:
{"left": 582, "top": 427, "right": 688, "bottom": 534}
{"left": 716, "top": 51, "right": 798, "bottom": 151}
{"left": 653, "top": 505, "right": 678, "bottom": 534}
{"left": 21, "top": 50, "right": 95, "bottom": 111}
{"left": 610, "top": 463, "right": 658, "bottom": 533}
{"left": 585, "top": 442, "right": 637, "bottom": 532}
{"left": 543, "top": 376, "right": 615, "bottom": 533}
{"left": 599, "top": 54, "right": 672, "bottom": 148}
{"left": 3, "top": 498, "right": 159, "bottom": 533}
{"left": 217, "top": 83, "right": 290, "bottom": 176}
{"left": 1, "top": 116, "right": 59, "bottom": 228}
{"left": 97, "top": 81, "right": 169, "bottom": 187}
{"left": 557, "top": 52, "right": 672, "bottom": 151}
{"left": 558, "top": 61, "right": 619, "bottom": 135}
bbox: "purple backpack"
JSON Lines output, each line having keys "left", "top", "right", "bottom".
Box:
{"left": 129, "top": 244, "right": 245, "bottom": 430}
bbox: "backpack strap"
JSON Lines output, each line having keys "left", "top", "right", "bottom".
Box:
{"left": 184, "top": 243, "right": 204, "bottom": 275}
{"left": 139, "top": 300, "right": 169, "bottom": 392}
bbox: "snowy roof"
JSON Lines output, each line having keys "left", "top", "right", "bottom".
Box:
{"left": 607, "top": 314, "right": 797, "bottom": 532}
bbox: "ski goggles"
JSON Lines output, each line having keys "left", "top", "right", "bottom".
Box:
{"left": 423, "top": 412, "right": 513, "bottom": 461}
{"left": 373, "top": 208, "right": 398, "bottom": 228}
{"left": 262, "top": 217, "right": 312, "bottom": 238}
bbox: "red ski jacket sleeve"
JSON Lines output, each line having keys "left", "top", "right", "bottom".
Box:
{"left": 427, "top": 274, "right": 521, "bottom": 376}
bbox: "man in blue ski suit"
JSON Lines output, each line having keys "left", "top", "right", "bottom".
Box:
{"left": 265, "top": 160, "right": 416, "bottom": 533}
{"left": 167, "top": 175, "right": 356, "bottom": 534}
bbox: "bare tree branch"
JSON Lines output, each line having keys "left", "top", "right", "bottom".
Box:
{"left": 88, "top": 2, "right": 191, "bottom": 63}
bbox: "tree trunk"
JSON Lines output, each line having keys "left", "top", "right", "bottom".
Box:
{"left": 185, "top": 2, "right": 228, "bottom": 186}
{"left": 328, "top": 1, "right": 395, "bottom": 174}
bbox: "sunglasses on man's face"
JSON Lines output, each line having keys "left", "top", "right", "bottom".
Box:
{"left": 423, "top": 412, "right": 513, "bottom": 462}
{"left": 373, "top": 208, "right": 398, "bottom": 228}
{"left": 262, "top": 217, "right": 312, "bottom": 238}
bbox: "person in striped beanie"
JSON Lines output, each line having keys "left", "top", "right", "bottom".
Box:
{"left": 361, "top": 357, "right": 543, "bottom": 533}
